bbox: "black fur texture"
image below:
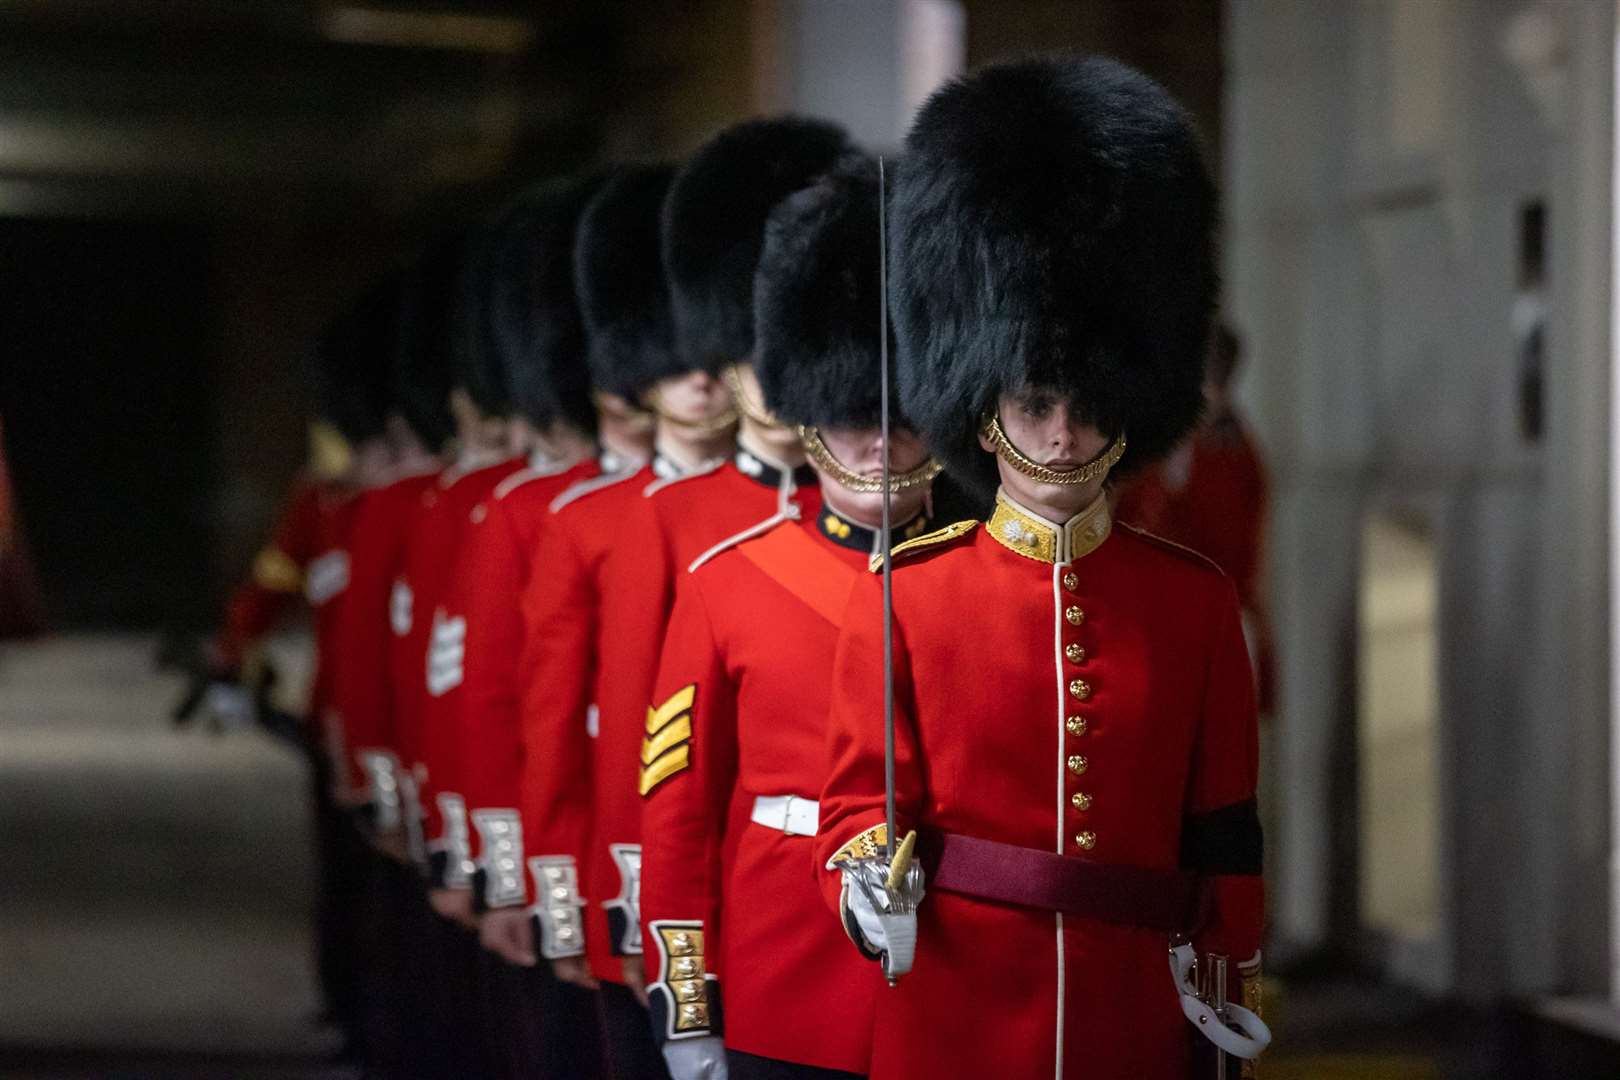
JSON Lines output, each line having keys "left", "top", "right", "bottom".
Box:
{"left": 487, "top": 174, "right": 605, "bottom": 435}
{"left": 890, "top": 54, "right": 1217, "bottom": 498}
{"left": 573, "top": 165, "right": 681, "bottom": 402}
{"left": 390, "top": 239, "right": 461, "bottom": 452}
{"left": 754, "top": 153, "right": 895, "bottom": 429}
{"left": 662, "top": 116, "right": 852, "bottom": 369}
{"left": 312, "top": 274, "right": 398, "bottom": 444}
{"left": 452, "top": 222, "right": 514, "bottom": 417}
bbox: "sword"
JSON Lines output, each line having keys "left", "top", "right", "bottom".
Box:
{"left": 879, "top": 154, "right": 896, "bottom": 867}
{"left": 871, "top": 155, "right": 921, "bottom": 985}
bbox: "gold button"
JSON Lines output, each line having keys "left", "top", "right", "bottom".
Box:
{"left": 1063, "top": 572, "right": 1079, "bottom": 590}
{"left": 1072, "top": 791, "right": 1093, "bottom": 811}
{"left": 1066, "top": 716, "right": 1088, "bottom": 736}
{"left": 1068, "top": 678, "right": 1091, "bottom": 701}
{"left": 1067, "top": 755, "right": 1088, "bottom": 775}
{"left": 1075, "top": 830, "right": 1097, "bottom": 850}
{"left": 1065, "top": 643, "right": 1086, "bottom": 664}
{"left": 1065, "top": 605, "right": 1085, "bottom": 626}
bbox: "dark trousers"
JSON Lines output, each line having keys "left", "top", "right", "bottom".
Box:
{"left": 596, "top": 981, "right": 669, "bottom": 1080}
{"left": 438, "top": 918, "right": 502, "bottom": 1079}
{"left": 726, "top": 1050, "right": 865, "bottom": 1080}
{"left": 478, "top": 948, "right": 603, "bottom": 1080}
{"left": 308, "top": 738, "right": 366, "bottom": 1045}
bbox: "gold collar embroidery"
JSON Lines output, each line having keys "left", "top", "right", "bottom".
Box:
{"left": 987, "top": 489, "right": 1112, "bottom": 564}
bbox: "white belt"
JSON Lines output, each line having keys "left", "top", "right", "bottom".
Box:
{"left": 749, "top": 794, "right": 820, "bottom": 837}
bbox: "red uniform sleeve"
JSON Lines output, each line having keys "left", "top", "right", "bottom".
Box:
{"left": 328, "top": 489, "right": 410, "bottom": 809}
{"left": 214, "top": 481, "right": 323, "bottom": 670}
{"left": 458, "top": 497, "right": 533, "bottom": 910}
{"left": 518, "top": 515, "right": 597, "bottom": 958}
{"left": 638, "top": 574, "right": 737, "bottom": 1043}
{"left": 1182, "top": 577, "right": 1264, "bottom": 990}
{"left": 815, "top": 572, "right": 926, "bottom": 911}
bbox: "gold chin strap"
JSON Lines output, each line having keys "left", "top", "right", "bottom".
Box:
{"left": 642, "top": 387, "right": 739, "bottom": 436}
{"left": 798, "top": 426, "right": 943, "bottom": 494}
{"left": 592, "top": 391, "right": 657, "bottom": 433}
{"left": 981, "top": 414, "right": 1126, "bottom": 486}
{"left": 721, "top": 363, "right": 781, "bottom": 429}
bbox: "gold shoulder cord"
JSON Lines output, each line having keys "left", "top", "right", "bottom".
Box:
{"left": 980, "top": 415, "right": 1126, "bottom": 486}
{"left": 798, "top": 426, "right": 944, "bottom": 494}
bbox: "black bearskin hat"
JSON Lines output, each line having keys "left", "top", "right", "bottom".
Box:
{"left": 390, "top": 239, "right": 460, "bottom": 452}
{"left": 754, "top": 153, "right": 894, "bottom": 429}
{"left": 573, "top": 164, "right": 680, "bottom": 402}
{"left": 452, "top": 222, "right": 513, "bottom": 418}
{"left": 487, "top": 174, "right": 605, "bottom": 436}
{"left": 663, "top": 116, "right": 852, "bottom": 370}
{"left": 313, "top": 275, "right": 396, "bottom": 445}
{"left": 891, "top": 54, "right": 1216, "bottom": 497}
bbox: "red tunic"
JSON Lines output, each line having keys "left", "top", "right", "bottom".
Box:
{"left": 519, "top": 446, "right": 819, "bottom": 986}
{"left": 327, "top": 470, "right": 439, "bottom": 803}
{"left": 213, "top": 478, "right": 327, "bottom": 672}
{"left": 303, "top": 486, "right": 362, "bottom": 774}
{"left": 388, "top": 456, "right": 526, "bottom": 884}
{"left": 444, "top": 457, "right": 599, "bottom": 909}
{"left": 816, "top": 490, "right": 1263, "bottom": 1080}
{"left": 641, "top": 510, "right": 922, "bottom": 1072}
{"left": 1114, "top": 412, "right": 1274, "bottom": 712}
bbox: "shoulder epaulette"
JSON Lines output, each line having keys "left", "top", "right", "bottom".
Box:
{"left": 1116, "top": 522, "right": 1226, "bottom": 576}
{"left": 868, "top": 520, "right": 979, "bottom": 573}
{"left": 643, "top": 458, "right": 725, "bottom": 498}
{"left": 549, "top": 468, "right": 640, "bottom": 513}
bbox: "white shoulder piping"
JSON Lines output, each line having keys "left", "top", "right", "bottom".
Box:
{"left": 686, "top": 507, "right": 799, "bottom": 574}
{"left": 549, "top": 468, "right": 640, "bottom": 513}
{"left": 642, "top": 457, "right": 725, "bottom": 498}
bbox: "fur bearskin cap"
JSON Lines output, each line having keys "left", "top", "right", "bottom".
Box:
{"left": 754, "top": 153, "right": 896, "bottom": 429}
{"left": 891, "top": 54, "right": 1216, "bottom": 496}
{"left": 313, "top": 274, "right": 397, "bottom": 445}
{"left": 573, "top": 164, "right": 681, "bottom": 402}
{"left": 487, "top": 174, "right": 604, "bottom": 435}
{"left": 451, "top": 221, "right": 514, "bottom": 417}
{"left": 663, "top": 116, "right": 852, "bottom": 370}
{"left": 389, "top": 239, "right": 460, "bottom": 452}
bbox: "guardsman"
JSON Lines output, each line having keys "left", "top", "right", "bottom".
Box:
{"left": 640, "top": 157, "right": 939, "bottom": 1080}
{"left": 519, "top": 120, "right": 851, "bottom": 1077}
{"left": 382, "top": 226, "right": 530, "bottom": 1079}
{"left": 289, "top": 281, "right": 401, "bottom": 1055}
{"left": 435, "top": 176, "right": 610, "bottom": 1080}
{"left": 1114, "top": 324, "right": 1274, "bottom": 714}
{"left": 323, "top": 252, "right": 457, "bottom": 1077}
{"left": 814, "top": 56, "right": 1266, "bottom": 1080}
{"left": 519, "top": 164, "right": 730, "bottom": 1080}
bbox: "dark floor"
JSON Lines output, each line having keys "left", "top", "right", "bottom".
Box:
{"left": 1, "top": 635, "right": 1615, "bottom": 1079}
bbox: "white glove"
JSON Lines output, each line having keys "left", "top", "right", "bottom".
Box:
{"left": 840, "top": 859, "right": 925, "bottom": 979}
{"left": 661, "top": 1035, "right": 728, "bottom": 1080}
{"left": 201, "top": 682, "right": 255, "bottom": 731}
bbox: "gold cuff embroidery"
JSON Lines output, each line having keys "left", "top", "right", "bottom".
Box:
{"left": 825, "top": 822, "right": 889, "bottom": 869}
{"left": 652, "top": 921, "right": 712, "bottom": 1033}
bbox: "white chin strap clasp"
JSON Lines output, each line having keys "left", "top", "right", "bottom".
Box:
{"left": 1169, "top": 942, "right": 1271, "bottom": 1060}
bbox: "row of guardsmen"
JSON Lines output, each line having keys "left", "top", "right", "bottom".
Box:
{"left": 201, "top": 54, "right": 1271, "bottom": 1080}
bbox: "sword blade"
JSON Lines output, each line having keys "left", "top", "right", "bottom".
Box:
{"left": 879, "top": 155, "right": 896, "bottom": 863}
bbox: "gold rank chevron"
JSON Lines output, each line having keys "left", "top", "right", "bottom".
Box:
{"left": 640, "top": 684, "right": 696, "bottom": 796}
